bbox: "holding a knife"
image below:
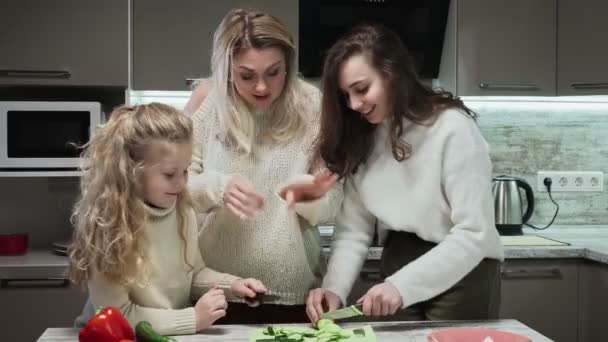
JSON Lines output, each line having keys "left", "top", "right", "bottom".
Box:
{"left": 302, "top": 24, "right": 504, "bottom": 323}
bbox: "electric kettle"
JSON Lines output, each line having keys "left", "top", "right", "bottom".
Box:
{"left": 492, "top": 176, "right": 535, "bottom": 235}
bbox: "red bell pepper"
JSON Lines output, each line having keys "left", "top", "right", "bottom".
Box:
{"left": 79, "top": 306, "right": 135, "bottom": 342}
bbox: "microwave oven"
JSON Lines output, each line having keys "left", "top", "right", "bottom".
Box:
{"left": 0, "top": 101, "right": 102, "bottom": 171}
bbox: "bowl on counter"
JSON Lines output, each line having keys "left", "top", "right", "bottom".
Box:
{"left": 428, "top": 327, "right": 532, "bottom": 342}
{"left": 0, "top": 233, "right": 28, "bottom": 255}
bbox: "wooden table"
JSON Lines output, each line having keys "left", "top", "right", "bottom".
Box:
{"left": 38, "top": 319, "right": 553, "bottom": 341}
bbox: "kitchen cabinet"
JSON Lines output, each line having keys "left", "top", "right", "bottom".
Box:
{"left": 454, "top": 0, "right": 556, "bottom": 96}
{"left": 0, "top": 0, "right": 128, "bottom": 87}
{"left": 578, "top": 260, "right": 608, "bottom": 342}
{"left": 499, "top": 259, "right": 579, "bottom": 342}
{"left": 132, "top": 0, "right": 298, "bottom": 90}
{"left": 557, "top": 0, "right": 608, "bottom": 96}
{"left": 0, "top": 278, "right": 88, "bottom": 342}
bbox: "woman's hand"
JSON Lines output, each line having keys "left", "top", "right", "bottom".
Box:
{"left": 230, "top": 278, "right": 268, "bottom": 307}
{"left": 279, "top": 169, "right": 338, "bottom": 208}
{"left": 224, "top": 175, "right": 265, "bottom": 219}
{"left": 357, "top": 282, "right": 402, "bottom": 317}
{"left": 306, "top": 288, "right": 341, "bottom": 324}
{"left": 194, "top": 287, "right": 227, "bottom": 331}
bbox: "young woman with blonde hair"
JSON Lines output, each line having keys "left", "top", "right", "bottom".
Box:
{"left": 186, "top": 8, "right": 342, "bottom": 323}
{"left": 70, "top": 103, "right": 266, "bottom": 335}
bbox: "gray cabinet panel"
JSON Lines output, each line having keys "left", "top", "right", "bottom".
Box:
{"left": 0, "top": 0, "right": 128, "bottom": 87}
{"left": 499, "top": 259, "right": 578, "bottom": 342}
{"left": 578, "top": 261, "right": 608, "bottom": 342}
{"left": 132, "top": 0, "right": 298, "bottom": 90}
{"left": 0, "top": 279, "right": 88, "bottom": 342}
{"left": 557, "top": 0, "right": 608, "bottom": 95}
{"left": 457, "top": 0, "right": 556, "bottom": 96}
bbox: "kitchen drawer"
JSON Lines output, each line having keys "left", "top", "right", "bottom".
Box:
{"left": 0, "top": 278, "right": 88, "bottom": 341}
{"left": 499, "top": 259, "right": 579, "bottom": 342}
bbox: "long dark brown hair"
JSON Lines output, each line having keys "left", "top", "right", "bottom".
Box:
{"left": 316, "top": 24, "right": 475, "bottom": 177}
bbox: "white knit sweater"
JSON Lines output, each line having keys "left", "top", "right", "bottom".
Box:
{"left": 323, "top": 108, "right": 504, "bottom": 309}
{"left": 188, "top": 79, "right": 343, "bottom": 305}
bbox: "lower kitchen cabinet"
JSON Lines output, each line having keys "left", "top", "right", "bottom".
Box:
{"left": 0, "top": 278, "right": 88, "bottom": 341}
{"left": 499, "top": 259, "right": 579, "bottom": 342}
{"left": 578, "top": 260, "right": 608, "bottom": 342}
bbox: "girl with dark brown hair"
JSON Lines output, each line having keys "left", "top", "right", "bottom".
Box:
{"left": 305, "top": 24, "right": 504, "bottom": 322}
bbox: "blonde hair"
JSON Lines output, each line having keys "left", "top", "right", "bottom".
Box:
{"left": 69, "top": 103, "right": 194, "bottom": 287}
{"left": 210, "top": 8, "right": 308, "bottom": 154}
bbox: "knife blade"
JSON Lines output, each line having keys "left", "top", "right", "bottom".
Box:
{"left": 320, "top": 303, "right": 363, "bottom": 320}
{"left": 244, "top": 292, "right": 281, "bottom": 305}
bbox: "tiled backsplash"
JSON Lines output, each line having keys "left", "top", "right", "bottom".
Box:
{"left": 467, "top": 97, "right": 608, "bottom": 226}
{"left": 1, "top": 95, "right": 606, "bottom": 245}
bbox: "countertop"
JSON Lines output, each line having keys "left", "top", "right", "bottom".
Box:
{"left": 37, "top": 319, "right": 553, "bottom": 341}
{"left": 2, "top": 225, "right": 608, "bottom": 279}
{"left": 325, "top": 225, "right": 608, "bottom": 264}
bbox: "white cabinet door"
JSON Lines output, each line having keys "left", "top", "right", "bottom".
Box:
{"left": 0, "top": 278, "right": 88, "bottom": 341}
{"left": 0, "top": 0, "right": 128, "bottom": 87}
{"left": 132, "top": 0, "right": 298, "bottom": 90}
{"left": 457, "top": 0, "right": 556, "bottom": 96}
{"left": 557, "top": 0, "right": 608, "bottom": 95}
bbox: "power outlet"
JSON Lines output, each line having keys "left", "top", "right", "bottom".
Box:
{"left": 537, "top": 171, "right": 604, "bottom": 192}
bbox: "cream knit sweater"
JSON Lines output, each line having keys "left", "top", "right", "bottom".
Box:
{"left": 323, "top": 109, "right": 504, "bottom": 309}
{"left": 188, "top": 79, "right": 343, "bottom": 305}
{"left": 83, "top": 204, "right": 240, "bottom": 335}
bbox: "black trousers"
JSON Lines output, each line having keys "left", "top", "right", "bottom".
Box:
{"left": 378, "top": 230, "right": 501, "bottom": 321}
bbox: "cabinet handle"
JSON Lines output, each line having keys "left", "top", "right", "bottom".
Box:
{"left": 500, "top": 268, "right": 561, "bottom": 278}
{"left": 478, "top": 83, "right": 539, "bottom": 90}
{"left": 360, "top": 269, "right": 383, "bottom": 281}
{"left": 0, "top": 69, "right": 71, "bottom": 79}
{"left": 185, "top": 78, "right": 205, "bottom": 88}
{"left": 571, "top": 83, "right": 608, "bottom": 90}
{"left": 0, "top": 278, "right": 70, "bottom": 288}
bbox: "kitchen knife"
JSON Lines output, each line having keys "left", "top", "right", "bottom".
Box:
{"left": 320, "top": 304, "right": 364, "bottom": 320}
{"left": 244, "top": 293, "right": 281, "bottom": 305}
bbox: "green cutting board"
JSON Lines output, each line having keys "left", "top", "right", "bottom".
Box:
{"left": 249, "top": 325, "right": 376, "bottom": 342}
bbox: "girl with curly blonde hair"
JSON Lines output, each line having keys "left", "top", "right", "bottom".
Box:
{"left": 69, "top": 103, "right": 267, "bottom": 335}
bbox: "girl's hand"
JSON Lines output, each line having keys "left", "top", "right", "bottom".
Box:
{"left": 357, "top": 282, "right": 402, "bottom": 317}
{"left": 224, "top": 175, "right": 265, "bottom": 220}
{"left": 305, "top": 288, "right": 341, "bottom": 324}
{"left": 231, "top": 278, "right": 267, "bottom": 307}
{"left": 279, "top": 169, "right": 338, "bottom": 209}
{"left": 194, "top": 287, "right": 227, "bottom": 331}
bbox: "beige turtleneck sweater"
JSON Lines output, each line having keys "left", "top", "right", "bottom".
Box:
{"left": 187, "top": 79, "right": 343, "bottom": 305}
{"left": 83, "top": 204, "right": 240, "bottom": 335}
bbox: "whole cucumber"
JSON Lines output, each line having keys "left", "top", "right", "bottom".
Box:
{"left": 135, "top": 321, "right": 177, "bottom": 342}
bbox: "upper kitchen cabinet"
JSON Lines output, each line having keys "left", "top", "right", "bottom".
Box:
{"left": 0, "top": 0, "right": 127, "bottom": 87}
{"left": 557, "top": 0, "right": 608, "bottom": 96}
{"left": 132, "top": 0, "right": 298, "bottom": 90}
{"left": 455, "top": 0, "right": 557, "bottom": 96}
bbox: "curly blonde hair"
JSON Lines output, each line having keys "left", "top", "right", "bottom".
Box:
{"left": 69, "top": 103, "right": 194, "bottom": 287}
{"left": 211, "top": 8, "right": 309, "bottom": 154}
